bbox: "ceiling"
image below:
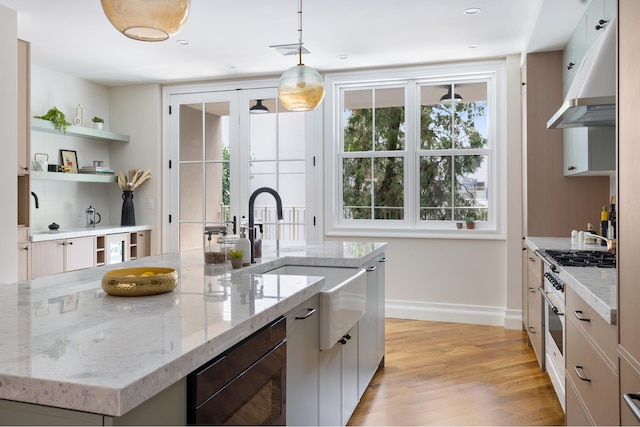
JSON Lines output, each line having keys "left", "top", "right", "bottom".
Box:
{"left": 0, "top": 0, "right": 590, "bottom": 87}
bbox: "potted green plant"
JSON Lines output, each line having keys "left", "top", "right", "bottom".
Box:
{"left": 464, "top": 210, "right": 477, "bottom": 229}
{"left": 229, "top": 250, "right": 244, "bottom": 268}
{"left": 92, "top": 116, "right": 105, "bottom": 130}
{"left": 33, "top": 107, "right": 71, "bottom": 134}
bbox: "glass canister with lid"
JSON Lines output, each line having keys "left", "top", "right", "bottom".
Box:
{"left": 203, "top": 223, "right": 231, "bottom": 264}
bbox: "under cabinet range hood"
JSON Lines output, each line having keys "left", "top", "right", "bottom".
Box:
{"left": 547, "top": 18, "right": 616, "bottom": 129}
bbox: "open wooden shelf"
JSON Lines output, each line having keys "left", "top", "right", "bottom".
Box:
{"left": 31, "top": 118, "right": 130, "bottom": 143}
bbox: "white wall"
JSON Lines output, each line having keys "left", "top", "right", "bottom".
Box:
{"left": 109, "top": 85, "right": 163, "bottom": 255}
{"left": 30, "top": 66, "right": 113, "bottom": 231}
{"left": 0, "top": 6, "right": 18, "bottom": 284}
{"left": 327, "top": 56, "right": 524, "bottom": 329}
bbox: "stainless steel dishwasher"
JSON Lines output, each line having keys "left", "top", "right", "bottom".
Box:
{"left": 187, "top": 316, "right": 286, "bottom": 425}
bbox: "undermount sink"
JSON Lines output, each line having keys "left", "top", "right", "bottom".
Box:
{"left": 264, "top": 265, "right": 367, "bottom": 350}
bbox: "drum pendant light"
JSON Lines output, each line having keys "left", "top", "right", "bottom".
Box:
{"left": 278, "top": 0, "right": 325, "bottom": 112}
{"left": 100, "top": 0, "right": 191, "bottom": 42}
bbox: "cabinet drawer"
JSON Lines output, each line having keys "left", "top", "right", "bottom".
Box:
{"left": 565, "top": 285, "right": 617, "bottom": 366}
{"left": 566, "top": 375, "right": 593, "bottom": 426}
{"left": 620, "top": 353, "right": 640, "bottom": 426}
{"left": 525, "top": 247, "right": 542, "bottom": 282}
{"left": 18, "top": 226, "right": 29, "bottom": 243}
{"left": 566, "top": 316, "right": 619, "bottom": 425}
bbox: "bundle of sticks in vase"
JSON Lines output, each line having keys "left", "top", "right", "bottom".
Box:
{"left": 117, "top": 169, "right": 151, "bottom": 191}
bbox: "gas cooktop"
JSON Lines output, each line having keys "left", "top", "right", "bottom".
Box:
{"left": 544, "top": 249, "right": 616, "bottom": 268}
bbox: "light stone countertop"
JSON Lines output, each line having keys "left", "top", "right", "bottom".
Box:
{"left": 524, "top": 236, "right": 616, "bottom": 324}
{"left": 30, "top": 225, "right": 152, "bottom": 242}
{"left": 0, "top": 240, "right": 387, "bottom": 417}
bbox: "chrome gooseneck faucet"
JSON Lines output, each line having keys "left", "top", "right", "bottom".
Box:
{"left": 248, "top": 187, "right": 283, "bottom": 263}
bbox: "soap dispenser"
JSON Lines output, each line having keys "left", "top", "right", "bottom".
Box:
{"left": 236, "top": 227, "right": 251, "bottom": 266}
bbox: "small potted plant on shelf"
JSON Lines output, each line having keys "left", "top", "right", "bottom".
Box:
{"left": 92, "top": 116, "right": 105, "bottom": 130}
{"left": 229, "top": 250, "right": 244, "bottom": 268}
{"left": 33, "top": 106, "right": 71, "bottom": 134}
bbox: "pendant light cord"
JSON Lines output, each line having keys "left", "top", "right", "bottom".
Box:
{"left": 297, "top": 0, "right": 303, "bottom": 65}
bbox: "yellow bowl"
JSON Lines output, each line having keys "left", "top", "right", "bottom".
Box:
{"left": 102, "top": 267, "right": 178, "bottom": 297}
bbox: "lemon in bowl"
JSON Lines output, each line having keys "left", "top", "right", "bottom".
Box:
{"left": 102, "top": 267, "right": 177, "bottom": 297}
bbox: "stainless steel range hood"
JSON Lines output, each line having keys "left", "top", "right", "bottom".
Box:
{"left": 547, "top": 18, "right": 616, "bottom": 129}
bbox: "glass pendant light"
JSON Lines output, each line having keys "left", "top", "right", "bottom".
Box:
{"left": 100, "top": 0, "right": 191, "bottom": 42}
{"left": 278, "top": 0, "right": 325, "bottom": 112}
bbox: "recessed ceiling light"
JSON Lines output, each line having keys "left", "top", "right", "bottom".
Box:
{"left": 468, "top": 44, "right": 480, "bottom": 49}
{"left": 176, "top": 39, "right": 190, "bottom": 45}
{"left": 464, "top": 8, "right": 481, "bottom": 15}
{"left": 225, "top": 64, "right": 237, "bottom": 69}
{"left": 337, "top": 54, "right": 349, "bottom": 60}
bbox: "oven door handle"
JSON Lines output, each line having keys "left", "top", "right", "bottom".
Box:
{"left": 538, "top": 286, "right": 564, "bottom": 315}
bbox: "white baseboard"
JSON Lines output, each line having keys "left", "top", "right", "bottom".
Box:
{"left": 385, "top": 299, "right": 523, "bottom": 329}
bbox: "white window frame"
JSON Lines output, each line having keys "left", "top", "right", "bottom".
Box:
{"left": 323, "top": 61, "right": 507, "bottom": 240}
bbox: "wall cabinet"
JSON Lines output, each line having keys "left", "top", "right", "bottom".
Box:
{"left": 565, "top": 285, "right": 618, "bottom": 426}
{"left": 286, "top": 295, "right": 319, "bottom": 426}
{"left": 31, "top": 237, "right": 96, "bottom": 278}
{"left": 563, "top": 127, "right": 615, "bottom": 176}
{"left": 618, "top": 1, "right": 640, "bottom": 425}
{"left": 523, "top": 246, "right": 544, "bottom": 369}
{"left": 563, "top": 0, "right": 616, "bottom": 95}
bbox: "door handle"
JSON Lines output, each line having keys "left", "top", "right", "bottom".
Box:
{"left": 574, "top": 365, "right": 592, "bottom": 382}
{"left": 294, "top": 307, "right": 316, "bottom": 320}
{"left": 574, "top": 310, "right": 591, "bottom": 322}
{"left": 623, "top": 393, "right": 640, "bottom": 422}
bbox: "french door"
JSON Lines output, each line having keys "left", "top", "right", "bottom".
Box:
{"left": 164, "top": 85, "right": 317, "bottom": 253}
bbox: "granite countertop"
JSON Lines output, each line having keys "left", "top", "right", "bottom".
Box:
{"left": 0, "top": 240, "right": 387, "bottom": 417}
{"left": 31, "top": 225, "right": 152, "bottom": 242}
{"left": 524, "top": 236, "right": 616, "bottom": 324}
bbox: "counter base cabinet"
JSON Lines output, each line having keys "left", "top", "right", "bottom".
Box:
{"left": 31, "top": 237, "right": 96, "bottom": 279}
{"left": 523, "top": 247, "right": 544, "bottom": 369}
{"left": 565, "top": 286, "right": 618, "bottom": 426}
{"left": 620, "top": 351, "right": 640, "bottom": 426}
{"left": 0, "top": 379, "right": 186, "bottom": 426}
{"left": 286, "top": 295, "right": 320, "bottom": 426}
{"left": 319, "top": 324, "right": 359, "bottom": 427}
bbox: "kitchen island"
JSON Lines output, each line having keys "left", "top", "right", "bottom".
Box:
{"left": 0, "top": 240, "right": 386, "bottom": 425}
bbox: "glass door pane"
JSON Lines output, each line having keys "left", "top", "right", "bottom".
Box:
{"left": 249, "top": 98, "right": 306, "bottom": 241}
{"left": 179, "top": 101, "right": 231, "bottom": 250}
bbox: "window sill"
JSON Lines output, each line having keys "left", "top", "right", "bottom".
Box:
{"left": 325, "top": 226, "right": 506, "bottom": 241}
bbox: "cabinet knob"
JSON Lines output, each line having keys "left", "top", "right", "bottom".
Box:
{"left": 139, "top": 233, "right": 143, "bottom": 237}
{"left": 567, "top": 62, "right": 575, "bottom": 70}
{"left": 595, "top": 19, "right": 608, "bottom": 30}
{"left": 528, "top": 326, "right": 536, "bottom": 333}
{"left": 567, "top": 165, "right": 577, "bottom": 171}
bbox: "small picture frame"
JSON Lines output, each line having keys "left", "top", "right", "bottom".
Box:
{"left": 60, "top": 149, "right": 78, "bottom": 173}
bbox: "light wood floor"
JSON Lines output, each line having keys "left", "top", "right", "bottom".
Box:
{"left": 348, "top": 318, "right": 565, "bottom": 426}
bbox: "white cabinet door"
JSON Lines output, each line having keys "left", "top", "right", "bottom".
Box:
{"left": 341, "top": 325, "right": 359, "bottom": 425}
{"left": 318, "top": 342, "right": 342, "bottom": 426}
{"left": 17, "top": 242, "right": 30, "bottom": 281}
{"left": 358, "top": 260, "right": 379, "bottom": 397}
{"left": 376, "top": 256, "right": 386, "bottom": 363}
{"left": 65, "top": 237, "right": 96, "bottom": 272}
{"left": 563, "top": 127, "right": 615, "bottom": 176}
{"left": 286, "top": 295, "right": 319, "bottom": 426}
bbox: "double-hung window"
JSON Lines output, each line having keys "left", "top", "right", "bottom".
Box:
{"left": 325, "top": 62, "right": 504, "bottom": 237}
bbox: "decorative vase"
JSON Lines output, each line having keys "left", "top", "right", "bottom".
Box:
{"left": 465, "top": 221, "right": 475, "bottom": 230}
{"left": 121, "top": 191, "right": 135, "bottom": 226}
{"left": 94, "top": 122, "right": 103, "bottom": 130}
